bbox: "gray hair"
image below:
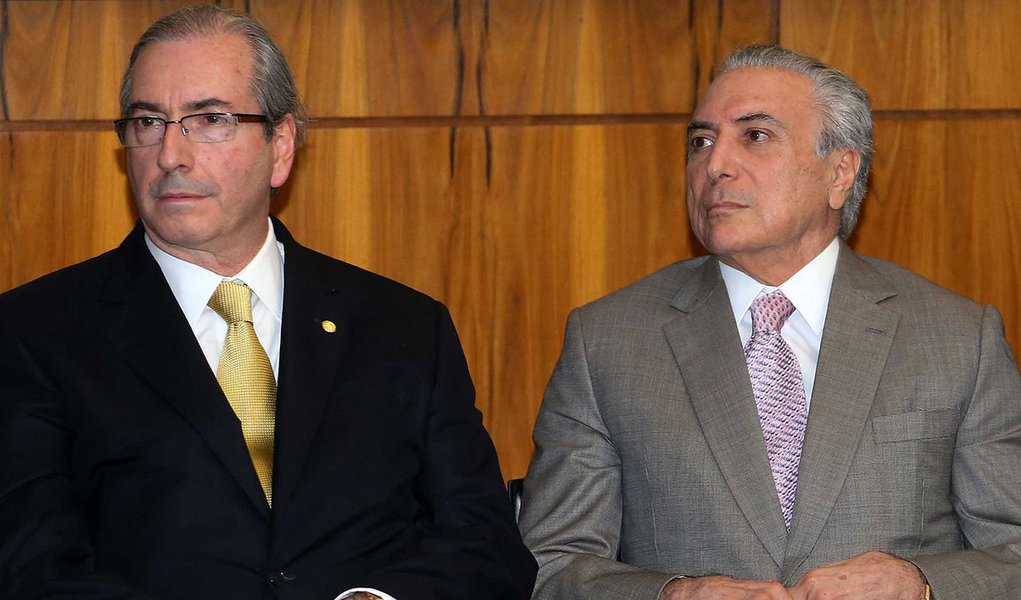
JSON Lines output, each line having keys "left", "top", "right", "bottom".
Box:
{"left": 718, "top": 45, "right": 873, "bottom": 238}
{"left": 119, "top": 5, "right": 308, "bottom": 146}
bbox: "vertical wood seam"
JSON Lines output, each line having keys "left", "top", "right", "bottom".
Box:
{"left": 450, "top": 0, "right": 464, "bottom": 178}
{"left": 480, "top": 0, "right": 491, "bottom": 187}
{"left": 771, "top": 0, "right": 780, "bottom": 44}
{"left": 688, "top": 0, "right": 701, "bottom": 111}
{"left": 0, "top": 0, "right": 12, "bottom": 157}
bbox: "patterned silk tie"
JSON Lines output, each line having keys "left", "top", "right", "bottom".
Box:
{"left": 208, "top": 281, "right": 276, "bottom": 506}
{"left": 744, "top": 291, "right": 808, "bottom": 529}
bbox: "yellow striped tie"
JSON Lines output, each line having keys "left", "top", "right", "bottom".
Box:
{"left": 208, "top": 281, "right": 276, "bottom": 506}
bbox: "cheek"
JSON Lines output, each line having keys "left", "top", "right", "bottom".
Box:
{"left": 125, "top": 154, "right": 153, "bottom": 195}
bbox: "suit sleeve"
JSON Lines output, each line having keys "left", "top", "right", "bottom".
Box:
{"left": 910, "top": 305, "right": 1021, "bottom": 598}
{"left": 518, "top": 310, "right": 678, "bottom": 600}
{"left": 0, "top": 320, "right": 155, "bottom": 599}
{"left": 357, "top": 302, "right": 537, "bottom": 600}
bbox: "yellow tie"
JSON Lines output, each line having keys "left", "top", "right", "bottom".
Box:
{"left": 208, "top": 281, "right": 276, "bottom": 506}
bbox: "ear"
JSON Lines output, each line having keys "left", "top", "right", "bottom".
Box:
{"left": 270, "top": 113, "right": 297, "bottom": 189}
{"left": 828, "top": 148, "right": 861, "bottom": 211}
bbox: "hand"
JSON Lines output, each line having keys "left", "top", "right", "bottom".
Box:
{"left": 661, "top": 575, "right": 794, "bottom": 600}
{"left": 788, "top": 551, "right": 927, "bottom": 600}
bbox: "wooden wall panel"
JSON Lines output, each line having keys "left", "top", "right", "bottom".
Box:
{"left": 691, "top": 0, "right": 776, "bottom": 99}
{"left": 4, "top": 1, "right": 197, "bottom": 120}
{"left": 856, "top": 119, "right": 1021, "bottom": 341}
{"left": 254, "top": 0, "right": 462, "bottom": 118}
{"left": 3, "top": 0, "right": 720, "bottom": 121}
{"left": 781, "top": 0, "right": 1021, "bottom": 110}
{"left": 1, "top": 136, "right": 12, "bottom": 286}
{"left": 482, "top": 0, "right": 693, "bottom": 115}
{"left": 1, "top": 132, "right": 134, "bottom": 289}
{"left": 479, "top": 124, "right": 687, "bottom": 473}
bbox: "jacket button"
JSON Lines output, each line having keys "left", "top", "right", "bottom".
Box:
{"left": 269, "top": 570, "right": 296, "bottom": 585}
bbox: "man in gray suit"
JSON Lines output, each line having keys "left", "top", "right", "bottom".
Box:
{"left": 519, "top": 45, "right": 1021, "bottom": 599}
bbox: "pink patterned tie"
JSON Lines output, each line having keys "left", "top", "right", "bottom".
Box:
{"left": 744, "top": 291, "right": 807, "bottom": 530}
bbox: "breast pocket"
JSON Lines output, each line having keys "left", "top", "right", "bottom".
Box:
{"left": 872, "top": 408, "right": 959, "bottom": 443}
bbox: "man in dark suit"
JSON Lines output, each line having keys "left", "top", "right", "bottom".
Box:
{"left": 519, "top": 45, "right": 1021, "bottom": 599}
{"left": 0, "top": 6, "right": 535, "bottom": 599}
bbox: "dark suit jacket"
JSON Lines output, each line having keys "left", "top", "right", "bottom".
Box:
{"left": 0, "top": 220, "right": 536, "bottom": 600}
{"left": 520, "top": 244, "right": 1021, "bottom": 599}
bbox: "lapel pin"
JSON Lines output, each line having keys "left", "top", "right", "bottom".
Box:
{"left": 321, "top": 320, "right": 337, "bottom": 333}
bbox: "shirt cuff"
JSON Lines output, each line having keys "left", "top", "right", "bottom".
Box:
{"left": 334, "top": 588, "right": 397, "bottom": 600}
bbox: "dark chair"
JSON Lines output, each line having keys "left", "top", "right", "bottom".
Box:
{"left": 507, "top": 477, "right": 524, "bottom": 523}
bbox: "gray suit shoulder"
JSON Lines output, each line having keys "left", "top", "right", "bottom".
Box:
{"left": 858, "top": 254, "right": 987, "bottom": 316}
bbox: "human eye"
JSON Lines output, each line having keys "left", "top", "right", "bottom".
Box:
{"left": 198, "top": 113, "right": 230, "bottom": 126}
{"left": 687, "top": 134, "right": 714, "bottom": 152}
{"left": 136, "top": 116, "right": 163, "bottom": 129}
{"left": 744, "top": 128, "right": 770, "bottom": 143}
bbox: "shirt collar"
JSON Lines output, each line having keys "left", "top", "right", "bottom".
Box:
{"left": 145, "top": 219, "right": 284, "bottom": 327}
{"left": 720, "top": 237, "right": 840, "bottom": 335}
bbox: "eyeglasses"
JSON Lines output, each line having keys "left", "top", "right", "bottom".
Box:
{"left": 113, "top": 112, "right": 269, "bottom": 148}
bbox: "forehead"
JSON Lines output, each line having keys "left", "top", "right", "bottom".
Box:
{"left": 129, "top": 33, "right": 255, "bottom": 110}
{"left": 693, "top": 67, "right": 818, "bottom": 125}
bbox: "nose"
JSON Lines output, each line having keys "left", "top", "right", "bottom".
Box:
{"left": 156, "top": 121, "right": 194, "bottom": 173}
{"left": 705, "top": 136, "right": 736, "bottom": 184}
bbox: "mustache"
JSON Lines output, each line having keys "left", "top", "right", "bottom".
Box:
{"left": 149, "top": 173, "right": 216, "bottom": 198}
{"left": 702, "top": 187, "right": 751, "bottom": 205}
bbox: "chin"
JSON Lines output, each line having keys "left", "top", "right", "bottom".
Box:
{"left": 145, "top": 219, "right": 213, "bottom": 247}
{"left": 702, "top": 233, "right": 754, "bottom": 258}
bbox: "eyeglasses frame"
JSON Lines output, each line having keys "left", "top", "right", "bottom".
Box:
{"left": 113, "top": 112, "right": 270, "bottom": 147}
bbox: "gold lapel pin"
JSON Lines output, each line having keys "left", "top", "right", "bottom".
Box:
{"left": 321, "top": 320, "right": 337, "bottom": 333}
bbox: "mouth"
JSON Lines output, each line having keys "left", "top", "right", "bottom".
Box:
{"left": 155, "top": 192, "right": 208, "bottom": 203}
{"left": 705, "top": 201, "right": 746, "bottom": 217}
{"left": 149, "top": 173, "right": 215, "bottom": 203}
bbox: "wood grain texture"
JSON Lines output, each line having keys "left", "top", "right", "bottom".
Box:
{"left": 480, "top": 124, "right": 688, "bottom": 474}
{"left": 481, "top": 0, "right": 692, "bottom": 115}
{"left": 855, "top": 119, "right": 1021, "bottom": 336}
{"left": 691, "top": 0, "right": 776, "bottom": 100}
{"left": 254, "top": 0, "right": 462, "bottom": 118}
{"left": 781, "top": 0, "right": 1021, "bottom": 110}
{"left": 4, "top": 1, "right": 201, "bottom": 120}
{"left": 1, "top": 132, "right": 135, "bottom": 288}
{"left": 1, "top": 136, "right": 11, "bottom": 285}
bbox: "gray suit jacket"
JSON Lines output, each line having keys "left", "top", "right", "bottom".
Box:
{"left": 519, "top": 244, "right": 1021, "bottom": 599}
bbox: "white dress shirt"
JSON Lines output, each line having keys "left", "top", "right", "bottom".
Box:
{"left": 146, "top": 221, "right": 284, "bottom": 379}
{"left": 719, "top": 237, "right": 840, "bottom": 409}
{"left": 145, "top": 220, "right": 395, "bottom": 600}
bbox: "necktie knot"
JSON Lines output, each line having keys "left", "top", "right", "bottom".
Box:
{"left": 750, "top": 291, "right": 796, "bottom": 334}
{"left": 208, "top": 281, "right": 254, "bottom": 325}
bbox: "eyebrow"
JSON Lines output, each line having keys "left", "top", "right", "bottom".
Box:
{"left": 126, "top": 97, "right": 233, "bottom": 116}
{"left": 734, "top": 112, "right": 785, "bottom": 130}
{"left": 686, "top": 120, "right": 716, "bottom": 135}
{"left": 186, "top": 97, "right": 233, "bottom": 112}
{"left": 687, "top": 112, "right": 787, "bottom": 136}
{"left": 126, "top": 101, "right": 164, "bottom": 115}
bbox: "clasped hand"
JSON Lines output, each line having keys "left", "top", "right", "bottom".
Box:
{"left": 660, "top": 551, "right": 927, "bottom": 600}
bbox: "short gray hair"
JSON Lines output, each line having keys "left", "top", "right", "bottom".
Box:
{"left": 719, "top": 45, "right": 873, "bottom": 238}
{"left": 119, "top": 5, "right": 308, "bottom": 146}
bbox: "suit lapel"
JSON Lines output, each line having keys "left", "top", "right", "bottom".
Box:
{"left": 103, "top": 228, "right": 271, "bottom": 517}
{"left": 782, "top": 245, "right": 899, "bottom": 579}
{"left": 663, "top": 258, "right": 789, "bottom": 568}
{"left": 270, "top": 225, "right": 353, "bottom": 516}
